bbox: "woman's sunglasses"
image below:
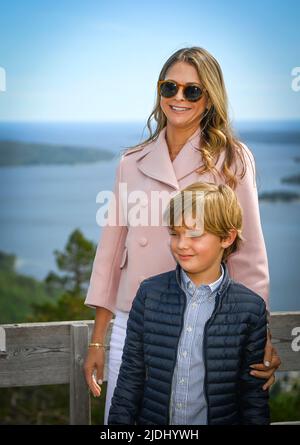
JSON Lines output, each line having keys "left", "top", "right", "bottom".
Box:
{"left": 157, "top": 79, "right": 206, "bottom": 102}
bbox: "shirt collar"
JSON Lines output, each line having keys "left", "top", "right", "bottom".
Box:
{"left": 180, "top": 264, "right": 224, "bottom": 296}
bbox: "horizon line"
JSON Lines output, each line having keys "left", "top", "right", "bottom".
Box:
{"left": 0, "top": 118, "right": 299, "bottom": 124}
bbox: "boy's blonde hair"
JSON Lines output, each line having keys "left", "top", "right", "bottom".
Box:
{"left": 163, "top": 182, "right": 244, "bottom": 262}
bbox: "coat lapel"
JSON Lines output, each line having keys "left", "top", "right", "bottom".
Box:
{"left": 136, "top": 126, "right": 203, "bottom": 191}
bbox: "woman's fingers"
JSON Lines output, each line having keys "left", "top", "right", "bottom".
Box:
{"left": 249, "top": 342, "right": 281, "bottom": 389}
{"left": 96, "top": 372, "right": 103, "bottom": 386}
{"left": 91, "top": 373, "right": 102, "bottom": 397}
{"left": 272, "top": 349, "right": 282, "bottom": 369}
{"left": 262, "top": 374, "right": 276, "bottom": 391}
{"left": 250, "top": 368, "right": 274, "bottom": 379}
{"left": 263, "top": 337, "right": 273, "bottom": 368}
{"left": 250, "top": 350, "right": 281, "bottom": 373}
{"left": 250, "top": 363, "right": 269, "bottom": 371}
{"left": 84, "top": 348, "right": 105, "bottom": 397}
{"left": 84, "top": 365, "right": 101, "bottom": 397}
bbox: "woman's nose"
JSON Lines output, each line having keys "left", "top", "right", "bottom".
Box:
{"left": 174, "top": 86, "right": 185, "bottom": 101}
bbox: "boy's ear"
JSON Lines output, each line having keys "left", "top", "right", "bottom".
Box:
{"left": 221, "top": 229, "right": 237, "bottom": 248}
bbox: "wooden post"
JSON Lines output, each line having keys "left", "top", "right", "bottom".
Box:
{"left": 69, "top": 323, "right": 91, "bottom": 425}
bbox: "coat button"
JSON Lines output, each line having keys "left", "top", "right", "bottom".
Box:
{"left": 139, "top": 237, "right": 148, "bottom": 246}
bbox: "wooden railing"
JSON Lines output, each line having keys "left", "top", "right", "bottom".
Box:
{"left": 0, "top": 311, "right": 300, "bottom": 425}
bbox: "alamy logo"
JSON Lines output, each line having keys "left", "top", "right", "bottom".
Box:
{"left": 291, "top": 327, "right": 300, "bottom": 352}
{"left": 291, "top": 67, "right": 300, "bottom": 92}
{"left": 95, "top": 185, "right": 205, "bottom": 229}
{"left": 0, "top": 67, "right": 6, "bottom": 92}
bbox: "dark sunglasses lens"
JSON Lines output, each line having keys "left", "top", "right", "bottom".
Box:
{"left": 184, "top": 85, "right": 203, "bottom": 101}
{"left": 160, "top": 81, "right": 177, "bottom": 98}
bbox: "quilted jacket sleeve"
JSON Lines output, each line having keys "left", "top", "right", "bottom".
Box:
{"left": 108, "top": 284, "right": 146, "bottom": 425}
{"left": 239, "top": 299, "right": 270, "bottom": 425}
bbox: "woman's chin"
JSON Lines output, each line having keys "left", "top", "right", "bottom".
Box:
{"left": 165, "top": 114, "right": 191, "bottom": 127}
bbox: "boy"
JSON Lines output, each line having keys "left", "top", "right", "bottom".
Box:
{"left": 108, "top": 182, "right": 270, "bottom": 425}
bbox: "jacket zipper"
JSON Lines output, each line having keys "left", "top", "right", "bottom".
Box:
{"left": 202, "top": 288, "right": 225, "bottom": 425}
{"left": 166, "top": 288, "right": 187, "bottom": 425}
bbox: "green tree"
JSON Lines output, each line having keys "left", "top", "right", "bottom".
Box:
{"left": 0, "top": 251, "right": 54, "bottom": 323}
{"left": 29, "top": 228, "right": 97, "bottom": 322}
{"left": 44, "top": 228, "right": 96, "bottom": 295}
{"left": 0, "top": 251, "right": 15, "bottom": 272}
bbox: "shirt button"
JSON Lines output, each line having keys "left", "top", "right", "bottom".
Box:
{"left": 180, "top": 378, "right": 185, "bottom": 384}
{"left": 182, "top": 351, "right": 187, "bottom": 358}
{"left": 176, "top": 402, "right": 182, "bottom": 409}
{"left": 192, "top": 302, "right": 197, "bottom": 309}
{"left": 139, "top": 237, "right": 148, "bottom": 246}
{"left": 186, "top": 326, "right": 192, "bottom": 332}
{"left": 187, "top": 282, "right": 192, "bottom": 288}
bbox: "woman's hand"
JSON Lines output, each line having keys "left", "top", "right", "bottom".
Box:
{"left": 84, "top": 347, "right": 105, "bottom": 397}
{"left": 249, "top": 329, "right": 281, "bottom": 390}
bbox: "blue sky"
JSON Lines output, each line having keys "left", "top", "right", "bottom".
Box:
{"left": 0, "top": 0, "right": 299, "bottom": 121}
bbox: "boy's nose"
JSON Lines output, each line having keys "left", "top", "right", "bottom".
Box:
{"left": 177, "top": 235, "right": 190, "bottom": 249}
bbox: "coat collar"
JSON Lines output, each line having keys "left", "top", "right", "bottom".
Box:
{"left": 175, "top": 260, "right": 231, "bottom": 301}
{"left": 135, "top": 126, "right": 203, "bottom": 191}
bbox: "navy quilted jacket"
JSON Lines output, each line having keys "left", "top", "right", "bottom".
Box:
{"left": 108, "top": 261, "right": 270, "bottom": 425}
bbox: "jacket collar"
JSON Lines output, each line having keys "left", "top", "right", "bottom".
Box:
{"left": 135, "top": 126, "right": 202, "bottom": 191}
{"left": 175, "top": 260, "right": 231, "bottom": 300}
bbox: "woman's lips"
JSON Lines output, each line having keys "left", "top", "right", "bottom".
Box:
{"left": 169, "top": 105, "right": 191, "bottom": 113}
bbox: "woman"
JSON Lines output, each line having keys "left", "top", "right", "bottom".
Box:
{"left": 83, "top": 46, "right": 281, "bottom": 425}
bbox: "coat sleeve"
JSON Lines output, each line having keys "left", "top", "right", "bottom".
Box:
{"left": 84, "top": 157, "right": 128, "bottom": 314}
{"left": 239, "top": 300, "right": 270, "bottom": 425}
{"left": 108, "top": 284, "right": 146, "bottom": 425}
{"left": 226, "top": 143, "right": 270, "bottom": 310}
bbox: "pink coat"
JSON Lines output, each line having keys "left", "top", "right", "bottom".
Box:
{"left": 84, "top": 126, "right": 270, "bottom": 313}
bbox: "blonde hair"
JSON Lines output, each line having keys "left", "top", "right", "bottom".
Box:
{"left": 123, "top": 46, "right": 251, "bottom": 190}
{"left": 163, "top": 182, "right": 244, "bottom": 262}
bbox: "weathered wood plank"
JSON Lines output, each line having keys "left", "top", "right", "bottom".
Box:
{"left": 69, "top": 323, "right": 90, "bottom": 425}
{"left": 0, "top": 323, "right": 71, "bottom": 386}
{"left": 270, "top": 312, "right": 300, "bottom": 372}
{"left": 0, "top": 320, "right": 111, "bottom": 387}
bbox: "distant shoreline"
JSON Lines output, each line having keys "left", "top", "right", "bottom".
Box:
{"left": 0, "top": 140, "right": 115, "bottom": 167}
{"left": 281, "top": 173, "right": 300, "bottom": 185}
{"left": 259, "top": 190, "right": 300, "bottom": 202}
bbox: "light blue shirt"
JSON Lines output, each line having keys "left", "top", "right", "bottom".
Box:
{"left": 169, "top": 264, "right": 225, "bottom": 425}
